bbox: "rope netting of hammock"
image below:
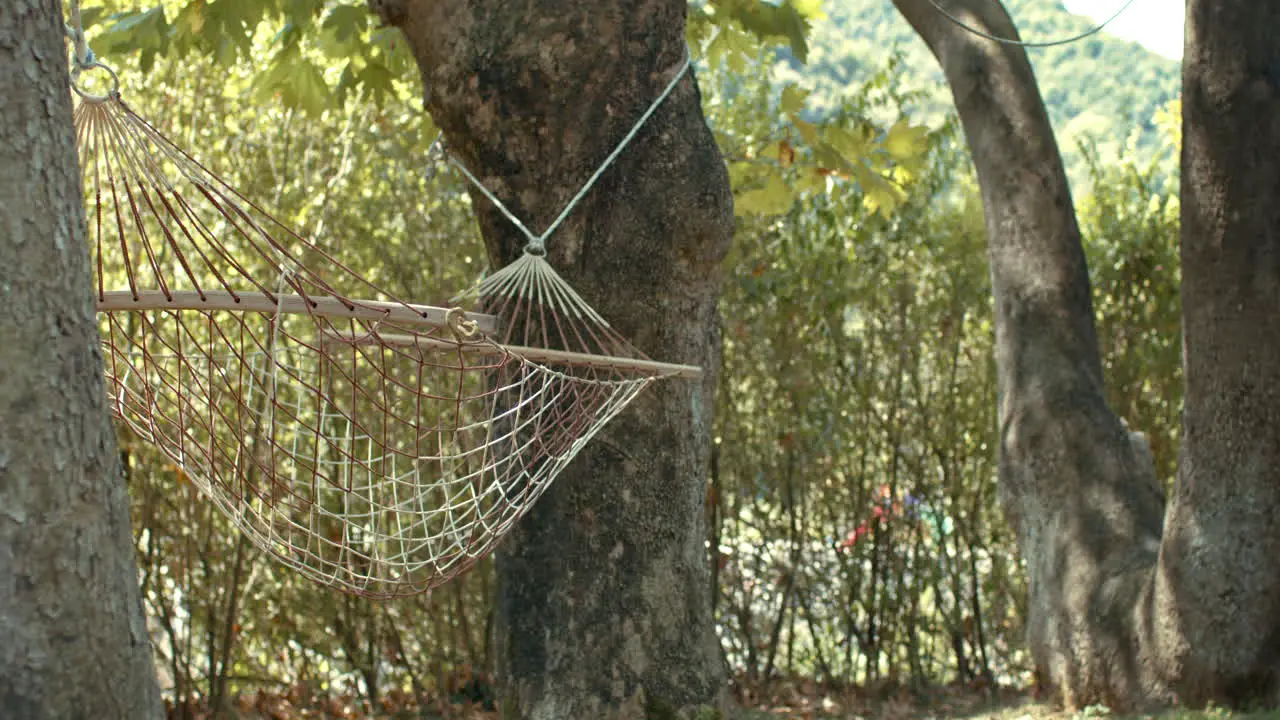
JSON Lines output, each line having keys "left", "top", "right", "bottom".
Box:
{"left": 68, "top": 36, "right": 699, "bottom": 598}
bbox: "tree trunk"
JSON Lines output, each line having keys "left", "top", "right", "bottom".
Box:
{"left": 1158, "top": 0, "right": 1280, "bottom": 704}
{"left": 890, "top": 0, "right": 1168, "bottom": 705}
{"left": 886, "top": 0, "right": 1277, "bottom": 709}
{"left": 370, "top": 2, "right": 731, "bottom": 717}
{"left": 0, "top": 2, "right": 164, "bottom": 719}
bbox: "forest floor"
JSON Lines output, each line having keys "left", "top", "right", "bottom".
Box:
{"left": 735, "top": 681, "right": 1280, "bottom": 720}
{"left": 176, "top": 682, "right": 1280, "bottom": 719}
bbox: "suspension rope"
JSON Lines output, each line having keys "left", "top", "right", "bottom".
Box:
{"left": 924, "top": 0, "right": 1139, "bottom": 49}
{"left": 442, "top": 43, "right": 699, "bottom": 255}
{"left": 63, "top": 0, "right": 120, "bottom": 101}
{"left": 63, "top": 0, "right": 94, "bottom": 68}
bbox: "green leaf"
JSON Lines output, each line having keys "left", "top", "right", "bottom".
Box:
{"left": 358, "top": 62, "right": 397, "bottom": 104}
{"left": 77, "top": 6, "right": 107, "bottom": 29}
{"left": 285, "top": 0, "right": 325, "bottom": 31}
{"left": 139, "top": 47, "right": 158, "bottom": 74}
{"left": 292, "top": 61, "right": 332, "bottom": 116}
{"left": 791, "top": 0, "right": 826, "bottom": 21}
{"left": 256, "top": 46, "right": 332, "bottom": 116}
{"left": 825, "top": 125, "right": 873, "bottom": 167}
{"left": 323, "top": 4, "right": 369, "bottom": 44}
{"left": 93, "top": 7, "right": 168, "bottom": 56}
{"left": 854, "top": 165, "right": 907, "bottom": 218}
{"left": 272, "top": 20, "right": 304, "bottom": 51}
{"left": 735, "top": 172, "right": 797, "bottom": 217}
{"left": 335, "top": 61, "right": 358, "bottom": 105}
{"left": 721, "top": 0, "right": 811, "bottom": 63}
{"left": 706, "top": 25, "right": 754, "bottom": 74}
{"left": 105, "top": 6, "right": 166, "bottom": 35}
{"left": 727, "top": 161, "right": 756, "bottom": 188}
{"left": 171, "top": 1, "right": 205, "bottom": 53}
{"left": 213, "top": 35, "right": 239, "bottom": 66}
{"left": 780, "top": 84, "right": 809, "bottom": 115}
{"left": 794, "top": 169, "right": 829, "bottom": 195}
{"left": 792, "top": 118, "right": 820, "bottom": 146}
{"left": 732, "top": 0, "right": 808, "bottom": 62}
{"left": 883, "top": 119, "right": 930, "bottom": 164}
{"left": 812, "top": 141, "right": 853, "bottom": 174}
{"left": 204, "top": 0, "right": 264, "bottom": 59}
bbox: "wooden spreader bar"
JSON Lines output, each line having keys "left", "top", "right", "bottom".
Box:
{"left": 329, "top": 331, "right": 704, "bottom": 380}
{"left": 96, "top": 290, "right": 499, "bottom": 336}
{"left": 95, "top": 291, "right": 702, "bottom": 378}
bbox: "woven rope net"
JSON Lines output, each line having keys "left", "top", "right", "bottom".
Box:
{"left": 74, "top": 88, "right": 698, "bottom": 599}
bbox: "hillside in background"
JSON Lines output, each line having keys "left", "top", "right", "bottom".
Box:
{"left": 773, "top": 0, "right": 1181, "bottom": 188}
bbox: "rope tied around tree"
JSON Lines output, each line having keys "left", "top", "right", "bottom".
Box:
{"left": 63, "top": 0, "right": 93, "bottom": 69}
{"left": 441, "top": 47, "right": 694, "bottom": 257}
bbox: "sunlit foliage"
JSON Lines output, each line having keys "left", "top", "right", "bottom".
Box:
{"left": 65, "top": 1, "right": 1182, "bottom": 712}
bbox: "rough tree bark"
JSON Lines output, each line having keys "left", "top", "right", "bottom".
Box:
{"left": 370, "top": 1, "right": 731, "bottom": 718}
{"left": 1159, "top": 0, "right": 1280, "bottom": 703}
{"left": 890, "top": 0, "right": 1280, "bottom": 709}
{"left": 0, "top": 2, "right": 164, "bottom": 719}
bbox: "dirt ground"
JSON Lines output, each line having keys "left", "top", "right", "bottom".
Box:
{"left": 733, "top": 681, "right": 1280, "bottom": 720}
{"left": 172, "top": 682, "right": 1280, "bottom": 719}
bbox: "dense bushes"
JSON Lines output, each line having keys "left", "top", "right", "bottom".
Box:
{"left": 89, "top": 17, "right": 1180, "bottom": 713}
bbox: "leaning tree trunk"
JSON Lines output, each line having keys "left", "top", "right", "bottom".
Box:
{"left": 891, "top": 0, "right": 1280, "bottom": 709}
{"left": 370, "top": 1, "right": 731, "bottom": 717}
{"left": 1157, "top": 0, "right": 1280, "bottom": 705}
{"left": 0, "top": 2, "right": 164, "bottom": 718}
{"left": 888, "top": 0, "right": 1170, "bottom": 709}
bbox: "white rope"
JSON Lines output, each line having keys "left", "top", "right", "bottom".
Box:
{"left": 443, "top": 39, "right": 703, "bottom": 255}
{"left": 64, "top": 0, "right": 94, "bottom": 68}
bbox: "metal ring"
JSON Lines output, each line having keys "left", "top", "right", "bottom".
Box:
{"left": 70, "top": 61, "right": 120, "bottom": 103}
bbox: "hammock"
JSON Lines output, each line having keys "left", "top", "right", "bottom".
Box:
{"left": 70, "top": 50, "right": 698, "bottom": 598}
